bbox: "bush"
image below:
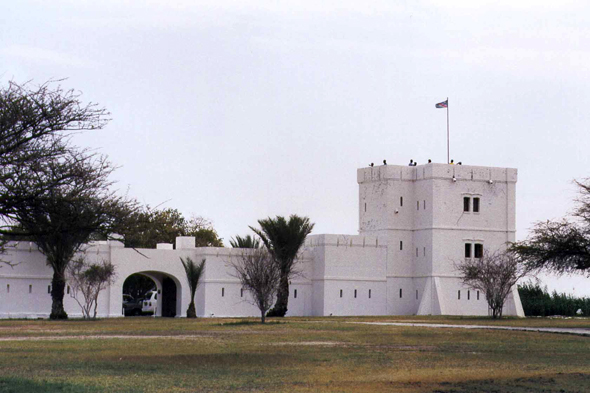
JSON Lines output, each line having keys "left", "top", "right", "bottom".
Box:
{"left": 518, "top": 281, "right": 590, "bottom": 316}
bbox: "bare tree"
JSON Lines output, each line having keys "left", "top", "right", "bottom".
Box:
{"left": 228, "top": 249, "right": 280, "bottom": 323}
{"left": 455, "top": 249, "right": 532, "bottom": 318}
{"left": 67, "top": 256, "right": 116, "bottom": 319}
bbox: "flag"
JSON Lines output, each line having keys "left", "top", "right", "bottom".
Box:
{"left": 435, "top": 100, "right": 448, "bottom": 108}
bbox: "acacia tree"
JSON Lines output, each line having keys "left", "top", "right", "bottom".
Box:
{"left": 511, "top": 179, "right": 590, "bottom": 275}
{"left": 229, "top": 234, "right": 260, "bottom": 249}
{"left": 229, "top": 249, "right": 280, "bottom": 323}
{"left": 180, "top": 257, "right": 206, "bottom": 318}
{"left": 250, "top": 215, "right": 314, "bottom": 317}
{"left": 0, "top": 80, "right": 108, "bottom": 259}
{"left": 3, "top": 150, "right": 135, "bottom": 319}
{"left": 455, "top": 249, "right": 532, "bottom": 318}
{"left": 67, "top": 256, "right": 116, "bottom": 319}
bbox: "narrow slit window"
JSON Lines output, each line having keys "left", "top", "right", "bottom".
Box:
{"left": 369, "top": 289, "right": 371, "bottom": 299}
{"left": 240, "top": 288, "right": 243, "bottom": 297}
{"left": 458, "top": 290, "right": 461, "bottom": 300}
{"left": 423, "top": 200, "right": 426, "bottom": 209}
{"left": 463, "top": 197, "right": 471, "bottom": 212}
{"left": 400, "top": 196, "right": 403, "bottom": 206}
{"left": 423, "top": 247, "right": 426, "bottom": 257}
{"left": 416, "top": 248, "right": 419, "bottom": 257}
{"left": 29, "top": 285, "right": 32, "bottom": 294}
{"left": 6, "top": 284, "right": 9, "bottom": 293}
{"left": 340, "top": 289, "right": 343, "bottom": 298}
{"left": 48, "top": 285, "right": 51, "bottom": 294}
{"left": 477, "top": 291, "right": 480, "bottom": 300}
{"left": 473, "top": 197, "right": 480, "bottom": 213}
{"left": 464, "top": 243, "right": 472, "bottom": 258}
{"left": 354, "top": 289, "right": 357, "bottom": 298}
{"left": 468, "top": 290, "right": 470, "bottom": 300}
{"left": 474, "top": 243, "right": 483, "bottom": 259}
{"left": 399, "top": 288, "right": 403, "bottom": 298}
{"left": 417, "top": 201, "right": 420, "bottom": 210}
{"left": 364, "top": 202, "right": 367, "bottom": 212}
{"left": 222, "top": 287, "right": 225, "bottom": 297}
{"left": 67, "top": 285, "right": 70, "bottom": 295}
{"left": 294, "top": 289, "right": 297, "bottom": 299}
{"left": 400, "top": 241, "right": 403, "bottom": 251}
{"left": 416, "top": 290, "right": 418, "bottom": 299}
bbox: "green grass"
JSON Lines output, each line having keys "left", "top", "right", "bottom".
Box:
{"left": 0, "top": 316, "right": 588, "bottom": 392}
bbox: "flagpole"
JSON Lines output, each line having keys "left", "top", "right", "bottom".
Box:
{"left": 446, "top": 97, "right": 449, "bottom": 164}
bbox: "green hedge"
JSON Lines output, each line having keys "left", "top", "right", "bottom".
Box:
{"left": 518, "top": 281, "right": 590, "bottom": 317}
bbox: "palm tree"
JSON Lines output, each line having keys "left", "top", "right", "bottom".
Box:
{"left": 250, "top": 215, "right": 314, "bottom": 317}
{"left": 180, "top": 257, "right": 206, "bottom": 318}
{"left": 229, "top": 234, "right": 260, "bottom": 249}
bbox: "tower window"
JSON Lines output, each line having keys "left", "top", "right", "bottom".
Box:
{"left": 48, "top": 285, "right": 51, "bottom": 294}
{"left": 458, "top": 290, "right": 461, "bottom": 300}
{"left": 468, "top": 290, "right": 471, "bottom": 300}
{"left": 473, "top": 197, "right": 480, "bottom": 213}
{"left": 29, "top": 285, "right": 32, "bottom": 294}
{"left": 417, "top": 201, "right": 419, "bottom": 210}
{"left": 416, "top": 289, "right": 418, "bottom": 299}
{"left": 294, "top": 289, "right": 298, "bottom": 299}
{"left": 369, "top": 289, "right": 372, "bottom": 299}
{"left": 354, "top": 289, "right": 357, "bottom": 298}
{"left": 364, "top": 202, "right": 367, "bottom": 212}
{"left": 463, "top": 197, "right": 471, "bottom": 212}
{"left": 400, "top": 241, "right": 403, "bottom": 251}
{"left": 6, "top": 284, "right": 9, "bottom": 293}
{"left": 399, "top": 288, "right": 403, "bottom": 298}
{"left": 423, "top": 247, "right": 426, "bottom": 256}
{"left": 400, "top": 196, "right": 403, "bottom": 206}
{"left": 416, "top": 248, "right": 419, "bottom": 257}
{"left": 222, "top": 288, "right": 225, "bottom": 297}
{"left": 477, "top": 290, "right": 480, "bottom": 300}
{"left": 241, "top": 288, "right": 244, "bottom": 297}
{"left": 474, "top": 244, "right": 483, "bottom": 258}
{"left": 423, "top": 200, "right": 426, "bottom": 209}
{"left": 340, "top": 289, "right": 343, "bottom": 298}
{"left": 67, "top": 285, "right": 70, "bottom": 295}
{"left": 465, "top": 243, "right": 472, "bottom": 258}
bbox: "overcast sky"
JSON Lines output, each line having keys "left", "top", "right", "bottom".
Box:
{"left": 2, "top": 0, "right": 589, "bottom": 295}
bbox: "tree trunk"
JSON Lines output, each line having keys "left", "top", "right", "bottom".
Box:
{"left": 267, "top": 274, "right": 288, "bottom": 317}
{"left": 261, "top": 310, "right": 266, "bottom": 324}
{"left": 186, "top": 301, "right": 196, "bottom": 318}
{"left": 50, "top": 270, "right": 68, "bottom": 320}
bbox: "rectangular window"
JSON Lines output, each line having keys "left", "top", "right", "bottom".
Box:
{"left": 416, "top": 289, "right": 418, "bottom": 300}
{"left": 458, "top": 290, "right": 461, "bottom": 300}
{"left": 463, "top": 197, "right": 470, "bottom": 212}
{"left": 474, "top": 244, "right": 483, "bottom": 258}
{"left": 67, "top": 286, "right": 70, "bottom": 295}
{"left": 294, "top": 289, "right": 297, "bottom": 299}
{"left": 240, "top": 288, "right": 243, "bottom": 297}
{"left": 340, "top": 289, "right": 343, "bottom": 298}
{"left": 400, "top": 196, "right": 403, "bottom": 206}
{"left": 48, "top": 285, "right": 51, "bottom": 294}
{"left": 464, "top": 243, "right": 472, "bottom": 258}
{"left": 399, "top": 288, "right": 403, "bottom": 298}
{"left": 364, "top": 202, "right": 367, "bottom": 212}
{"left": 423, "top": 200, "right": 426, "bottom": 209}
{"left": 423, "top": 247, "right": 426, "bottom": 257}
{"left": 400, "top": 241, "right": 403, "bottom": 251}
{"left": 354, "top": 289, "right": 357, "bottom": 298}
{"left": 369, "top": 289, "right": 372, "bottom": 299}
{"left": 6, "top": 284, "right": 9, "bottom": 293}
{"left": 468, "top": 290, "right": 470, "bottom": 300}
{"left": 477, "top": 290, "right": 480, "bottom": 300}
{"left": 222, "top": 288, "right": 225, "bottom": 297}
{"left": 29, "top": 285, "right": 32, "bottom": 294}
{"left": 417, "top": 201, "right": 419, "bottom": 210}
{"left": 473, "top": 197, "right": 480, "bottom": 213}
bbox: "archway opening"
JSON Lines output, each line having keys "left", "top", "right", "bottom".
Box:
{"left": 123, "top": 273, "right": 156, "bottom": 316}
{"left": 122, "top": 272, "right": 180, "bottom": 318}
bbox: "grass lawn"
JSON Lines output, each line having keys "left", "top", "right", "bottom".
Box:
{"left": 0, "top": 316, "right": 588, "bottom": 392}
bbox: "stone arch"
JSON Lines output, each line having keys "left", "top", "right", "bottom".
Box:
{"left": 121, "top": 271, "right": 182, "bottom": 317}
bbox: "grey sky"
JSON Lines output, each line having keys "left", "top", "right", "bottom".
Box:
{"left": 2, "top": 0, "right": 589, "bottom": 295}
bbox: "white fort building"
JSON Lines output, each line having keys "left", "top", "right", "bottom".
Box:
{"left": 0, "top": 163, "right": 524, "bottom": 318}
